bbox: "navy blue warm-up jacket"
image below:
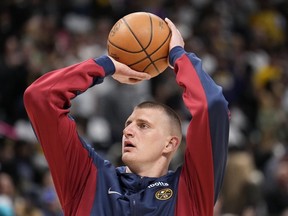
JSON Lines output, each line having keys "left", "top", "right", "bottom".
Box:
{"left": 24, "top": 46, "right": 230, "bottom": 216}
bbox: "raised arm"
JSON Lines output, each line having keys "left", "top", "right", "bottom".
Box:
{"left": 166, "top": 19, "right": 230, "bottom": 216}
{"left": 23, "top": 56, "right": 150, "bottom": 214}
{"left": 23, "top": 57, "right": 114, "bottom": 213}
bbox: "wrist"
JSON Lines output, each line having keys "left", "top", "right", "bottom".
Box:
{"left": 94, "top": 55, "right": 115, "bottom": 76}
{"left": 169, "top": 46, "right": 185, "bottom": 68}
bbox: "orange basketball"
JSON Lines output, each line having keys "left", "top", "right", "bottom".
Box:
{"left": 107, "top": 12, "right": 171, "bottom": 77}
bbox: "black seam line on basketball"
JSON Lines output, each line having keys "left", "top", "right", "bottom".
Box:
{"left": 128, "top": 30, "right": 172, "bottom": 67}
{"left": 122, "top": 15, "right": 153, "bottom": 51}
{"left": 142, "top": 57, "right": 168, "bottom": 72}
{"left": 108, "top": 40, "right": 144, "bottom": 53}
{"left": 128, "top": 55, "right": 168, "bottom": 68}
{"left": 109, "top": 28, "right": 170, "bottom": 64}
{"left": 128, "top": 30, "right": 172, "bottom": 73}
{"left": 122, "top": 13, "right": 160, "bottom": 73}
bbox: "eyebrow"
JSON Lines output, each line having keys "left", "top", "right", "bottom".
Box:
{"left": 125, "top": 118, "right": 151, "bottom": 127}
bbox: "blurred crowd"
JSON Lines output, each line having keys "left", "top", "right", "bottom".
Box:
{"left": 0, "top": 0, "right": 287, "bottom": 215}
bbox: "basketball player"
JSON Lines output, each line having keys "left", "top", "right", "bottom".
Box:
{"left": 24, "top": 18, "right": 230, "bottom": 215}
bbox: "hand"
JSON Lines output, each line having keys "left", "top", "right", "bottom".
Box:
{"left": 165, "top": 18, "right": 185, "bottom": 51}
{"left": 108, "top": 57, "right": 151, "bottom": 84}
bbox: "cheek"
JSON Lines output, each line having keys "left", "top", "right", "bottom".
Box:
{"left": 143, "top": 136, "right": 166, "bottom": 154}
{"left": 138, "top": 130, "right": 168, "bottom": 153}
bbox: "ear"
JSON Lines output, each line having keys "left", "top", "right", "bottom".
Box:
{"left": 163, "top": 136, "right": 180, "bottom": 154}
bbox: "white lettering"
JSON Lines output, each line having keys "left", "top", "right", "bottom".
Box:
{"left": 148, "top": 182, "right": 169, "bottom": 188}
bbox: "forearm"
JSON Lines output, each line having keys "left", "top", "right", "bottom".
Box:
{"left": 24, "top": 56, "right": 114, "bottom": 140}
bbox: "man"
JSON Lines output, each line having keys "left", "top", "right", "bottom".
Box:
{"left": 24, "top": 18, "right": 230, "bottom": 215}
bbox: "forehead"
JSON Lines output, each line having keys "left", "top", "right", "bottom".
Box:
{"left": 127, "top": 107, "right": 167, "bottom": 122}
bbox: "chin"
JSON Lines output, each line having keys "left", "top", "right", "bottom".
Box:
{"left": 122, "top": 153, "right": 135, "bottom": 166}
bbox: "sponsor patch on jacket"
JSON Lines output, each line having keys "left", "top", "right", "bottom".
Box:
{"left": 155, "top": 188, "right": 173, "bottom": 200}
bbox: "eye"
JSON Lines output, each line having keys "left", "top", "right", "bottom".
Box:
{"left": 139, "top": 123, "right": 149, "bottom": 129}
{"left": 125, "top": 120, "right": 131, "bottom": 128}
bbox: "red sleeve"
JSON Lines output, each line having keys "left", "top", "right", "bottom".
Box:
{"left": 23, "top": 57, "right": 115, "bottom": 214}
{"left": 171, "top": 47, "right": 229, "bottom": 216}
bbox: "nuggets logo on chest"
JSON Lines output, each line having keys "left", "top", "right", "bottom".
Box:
{"left": 155, "top": 188, "right": 173, "bottom": 200}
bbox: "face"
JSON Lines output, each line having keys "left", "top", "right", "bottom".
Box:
{"left": 122, "top": 107, "right": 172, "bottom": 168}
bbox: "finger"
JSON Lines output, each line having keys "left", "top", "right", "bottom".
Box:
{"left": 165, "top": 18, "right": 181, "bottom": 36}
{"left": 128, "top": 78, "right": 142, "bottom": 84}
{"left": 165, "top": 18, "right": 171, "bottom": 25}
{"left": 127, "top": 69, "right": 151, "bottom": 80}
{"left": 165, "top": 18, "right": 175, "bottom": 30}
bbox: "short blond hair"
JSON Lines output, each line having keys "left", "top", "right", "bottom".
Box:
{"left": 135, "top": 101, "right": 182, "bottom": 139}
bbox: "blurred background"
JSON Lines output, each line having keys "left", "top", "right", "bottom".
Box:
{"left": 0, "top": 0, "right": 287, "bottom": 215}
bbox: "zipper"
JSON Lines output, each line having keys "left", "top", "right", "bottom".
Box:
{"left": 131, "top": 175, "right": 146, "bottom": 216}
{"left": 131, "top": 198, "right": 137, "bottom": 216}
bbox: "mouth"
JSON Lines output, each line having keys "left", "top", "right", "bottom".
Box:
{"left": 123, "top": 140, "right": 136, "bottom": 151}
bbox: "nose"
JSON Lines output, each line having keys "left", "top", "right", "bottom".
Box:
{"left": 123, "top": 124, "right": 134, "bottom": 138}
